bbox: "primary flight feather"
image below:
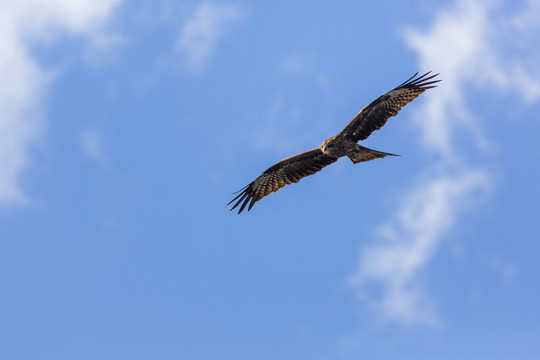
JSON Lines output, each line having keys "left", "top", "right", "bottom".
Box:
{"left": 229, "top": 72, "right": 440, "bottom": 214}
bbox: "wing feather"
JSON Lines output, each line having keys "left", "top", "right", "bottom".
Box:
{"left": 339, "top": 72, "right": 440, "bottom": 142}
{"left": 228, "top": 148, "right": 338, "bottom": 214}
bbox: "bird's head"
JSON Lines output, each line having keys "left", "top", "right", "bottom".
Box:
{"left": 321, "top": 137, "right": 337, "bottom": 154}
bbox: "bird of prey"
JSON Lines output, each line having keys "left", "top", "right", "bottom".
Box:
{"left": 228, "top": 72, "right": 440, "bottom": 214}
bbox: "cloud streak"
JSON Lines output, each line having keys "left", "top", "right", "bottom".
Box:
{"left": 81, "top": 128, "right": 109, "bottom": 166}
{"left": 0, "top": 0, "right": 121, "bottom": 205}
{"left": 175, "top": 3, "right": 243, "bottom": 74}
{"left": 351, "top": 0, "right": 540, "bottom": 327}
{"left": 351, "top": 170, "right": 489, "bottom": 326}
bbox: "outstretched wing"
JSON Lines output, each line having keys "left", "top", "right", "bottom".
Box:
{"left": 228, "top": 148, "right": 338, "bottom": 214}
{"left": 338, "top": 72, "right": 440, "bottom": 142}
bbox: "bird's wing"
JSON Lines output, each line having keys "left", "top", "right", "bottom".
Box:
{"left": 338, "top": 72, "right": 440, "bottom": 142}
{"left": 228, "top": 148, "right": 338, "bottom": 214}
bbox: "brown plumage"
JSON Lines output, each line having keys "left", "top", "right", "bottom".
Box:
{"left": 229, "top": 72, "right": 440, "bottom": 214}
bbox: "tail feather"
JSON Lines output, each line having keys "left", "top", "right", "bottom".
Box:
{"left": 348, "top": 145, "right": 398, "bottom": 164}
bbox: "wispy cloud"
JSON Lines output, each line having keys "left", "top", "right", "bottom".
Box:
{"left": 0, "top": 0, "right": 121, "bottom": 205}
{"left": 351, "top": 0, "right": 540, "bottom": 327}
{"left": 251, "top": 94, "right": 305, "bottom": 154}
{"left": 404, "top": 0, "right": 540, "bottom": 160}
{"left": 351, "top": 170, "right": 489, "bottom": 327}
{"left": 279, "top": 53, "right": 330, "bottom": 89}
{"left": 80, "top": 128, "right": 110, "bottom": 167}
{"left": 174, "top": 3, "right": 244, "bottom": 74}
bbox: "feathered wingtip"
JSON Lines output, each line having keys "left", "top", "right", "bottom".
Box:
{"left": 397, "top": 71, "right": 441, "bottom": 90}
{"left": 227, "top": 184, "right": 256, "bottom": 214}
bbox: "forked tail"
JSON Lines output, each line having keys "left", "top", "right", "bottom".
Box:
{"left": 347, "top": 144, "right": 398, "bottom": 164}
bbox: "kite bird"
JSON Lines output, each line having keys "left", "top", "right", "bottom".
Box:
{"left": 228, "top": 72, "right": 440, "bottom": 214}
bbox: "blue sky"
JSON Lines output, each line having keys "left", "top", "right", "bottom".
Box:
{"left": 1, "top": 0, "right": 540, "bottom": 359}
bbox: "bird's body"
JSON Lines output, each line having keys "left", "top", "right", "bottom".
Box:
{"left": 320, "top": 135, "right": 396, "bottom": 163}
{"left": 229, "top": 72, "right": 440, "bottom": 214}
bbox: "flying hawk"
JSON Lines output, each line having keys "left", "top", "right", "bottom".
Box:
{"left": 229, "top": 72, "right": 440, "bottom": 214}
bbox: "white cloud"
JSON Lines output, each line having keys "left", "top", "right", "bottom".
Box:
{"left": 279, "top": 53, "right": 330, "bottom": 89}
{"left": 404, "top": 0, "right": 540, "bottom": 159}
{"left": 82, "top": 31, "right": 126, "bottom": 67}
{"left": 351, "top": 170, "right": 489, "bottom": 327}
{"left": 351, "top": 0, "right": 540, "bottom": 327}
{"left": 175, "top": 3, "right": 243, "bottom": 73}
{"left": 81, "top": 129, "right": 107, "bottom": 165}
{"left": 249, "top": 94, "right": 304, "bottom": 154}
{"left": 0, "top": 0, "right": 121, "bottom": 205}
{"left": 279, "top": 53, "right": 308, "bottom": 75}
